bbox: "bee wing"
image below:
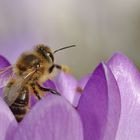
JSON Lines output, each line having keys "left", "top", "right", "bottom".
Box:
{"left": 3, "top": 69, "right": 36, "bottom": 106}
{"left": 0, "top": 65, "right": 13, "bottom": 88}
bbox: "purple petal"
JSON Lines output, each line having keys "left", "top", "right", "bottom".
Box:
{"left": 107, "top": 53, "right": 140, "bottom": 139}
{"left": 0, "top": 55, "right": 10, "bottom": 68}
{"left": 77, "top": 63, "right": 121, "bottom": 140}
{"left": 54, "top": 72, "right": 90, "bottom": 107}
{"left": 43, "top": 79, "right": 57, "bottom": 90}
{"left": 73, "top": 74, "right": 91, "bottom": 107}
{"left": 0, "top": 55, "right": 11, "bottom": 97}
{"left": 0, "top": 97, "right": 17, "bottom": 140}
{"left": 43, "top": 79, "right": 57, "bottom": 96}
{"left": 78, "top": 73, "right": 91, "bottom": 89}
{"left": 14, "top": 95, "right": 83, "bottom": 140}
{"left": 54, "top": 72, "right": 78, "bottom": 106}
{"left": 29, "top": 94, "right": 38, "bottom": 108}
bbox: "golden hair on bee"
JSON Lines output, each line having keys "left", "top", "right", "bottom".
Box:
{"left": 1, "top": 44, "right": 76, "bottom": 122}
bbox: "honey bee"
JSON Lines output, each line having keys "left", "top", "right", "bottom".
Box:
{"left": 0, "top": 44, "right": 75, "bottom": 122}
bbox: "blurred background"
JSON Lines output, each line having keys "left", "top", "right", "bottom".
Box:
{"left": 0, "top": 0, "right": 140, "bottom": 78}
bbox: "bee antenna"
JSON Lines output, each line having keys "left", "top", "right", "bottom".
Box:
{"left": 53, "top": 45, "right": 76, "bottom": 54}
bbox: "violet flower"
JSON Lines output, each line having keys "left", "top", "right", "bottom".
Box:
{"left": 0, "top": 52, "right": 140, "bottom": 140}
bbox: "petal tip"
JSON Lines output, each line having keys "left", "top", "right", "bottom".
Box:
{"left": 108, "top": 52, "right": 130, "bottom": 64}
{"left": 0, "top": 55, "right": 10, "bottom": 68}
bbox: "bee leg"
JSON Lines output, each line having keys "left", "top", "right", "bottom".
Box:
{"left": 53, "top": 64, "right": 61, "bottom": 70}
{"left": 36, "top": 82, "right": 60, "bottom": 95}
{"left": 31, "top": 83, "right": 41, "bottom": 100}
{"left": 34, "top": 89, "right": 41, "bottom": 100}
{"left": 49, "top": 64, "right": 71, "bottom": 73}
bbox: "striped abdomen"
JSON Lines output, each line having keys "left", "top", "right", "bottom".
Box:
{"left": 9, "top": 87, "right": 29, "bottom": 122}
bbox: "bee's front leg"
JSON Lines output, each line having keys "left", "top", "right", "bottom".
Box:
{"left": 49, "top": 64, "right": 71, "bottom": 73}
{"left": 30, "top": 82, "right": 41, "bottom": 100}
{"left": 36, "top": 82, "right": 60, "bottom": 95}
{"left": 55, "top": 64, "right": 71, "bottom": 73}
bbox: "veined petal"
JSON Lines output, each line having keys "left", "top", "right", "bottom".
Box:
{"left": 107, "top": 53, "right": 140, "bottom": 140}
{"left": 77, "top": 63, "right": 121, "bottom": 140}
{"left": 0, "top": 97, "right": 17, "bottom": 140}
{"left": 13, "top": 95, "right": 83, "bottom": 140}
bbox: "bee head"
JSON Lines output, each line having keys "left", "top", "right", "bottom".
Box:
{"left": 36, "top": 44, "right": 54, "bottom": 63}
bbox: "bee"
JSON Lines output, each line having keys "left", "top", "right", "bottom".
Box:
{"left": 0, "top": 44, "right": 75, "bottom": 122}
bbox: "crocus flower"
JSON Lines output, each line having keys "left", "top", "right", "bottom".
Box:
{"left": 0, "top": 52, "right": 140, "bottom": 140}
